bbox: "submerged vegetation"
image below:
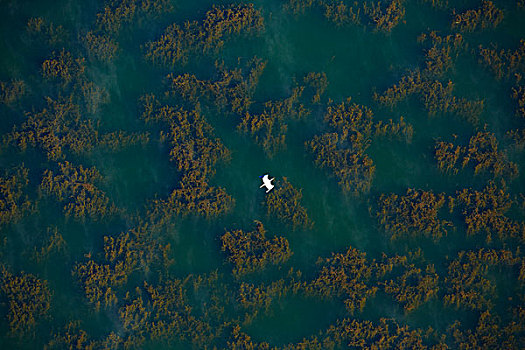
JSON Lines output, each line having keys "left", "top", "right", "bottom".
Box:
{"left": 40, "top": 161, "right": 117, "bottom": 221}
{"left": 82, "top": 31, "right": 120, "bottom": 62}
{"left": 305, "top": 98, "right": 376, "bottom": 195}
{"left": 444, "top": 249, "right": 519, "bottom": 310}
{"left": 375, "top": 31, "right": 487, "bottom": 125}
{"left": 307, "top": 247, "right": 378, "bottom": 314}
{"left": 284, "top": 0, "right": 406, "bottom": 32}
{"left": 74, "top": 224, "right": 172, "bottom": 311}
{"left": 376, "top": 188, "right": 451, "bottom": 241}
{"left": 0, "top": 166, "right": 33, "bottom": 225}
{"left": 451, "top": 1, "right": 504, "bottom": 32}
{"left": 148, "top": 171, "right": 234, "bottom": 219}
{"left": 0, "top": 0, "right": 524, "bottom": 348}
{"left": 141, "top": 96, "right": 234, "bottom": 219}
{"left": 265, "top": 177, "right": 313, "bottom": 230}
{"left": 3, "top": 96, "right": 148, "bottom": 160}
{"left": 96, "top": 0, "right": 174, "bottom": 34}
{"left": 32, "top": 227, "right": 68, "bottom": 263}
{"left": 306, "top": 97, "right": 412, "bottom": 195}
{"left": 167, "top": 57, "right": 266, "bottom": 115}
{"left": 221, "top": 221, "right": 292, "bottom": 277}
{"left": 434, "top": 131, "right": 519, "bottom": 179}
{"left": 452, "top": 182, "right": 524, "bottom": 243}
{"left": 141, "top": 99, "right": 229, "bottom": 177}
{"left": 145, "top": 4, "right": 264, "bottom": 66}
{"left": 0, "top": 79, "right": 25, "bottom": 106}
{"left": 239, "top": 86, "right": 308, "bottom": 156}
{"left": 0, "top": 265, "right": 51, "bottom": 337}
{"left": 237, "top": 70, "right": 331, "bottom": 156}
{"left": 375, "top": 73, "right": 484, "bottom": 125}
{"left": 478, "top": 40, "right": 525, "bottom": 81}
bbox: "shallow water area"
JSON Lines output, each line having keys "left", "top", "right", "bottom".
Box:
{"left": 0, "top": 0, "right": 524, "bottom": 348}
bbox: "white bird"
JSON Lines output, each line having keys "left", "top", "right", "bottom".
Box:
{"left": 259, "top": 174, "right": 275, "bottom": 193}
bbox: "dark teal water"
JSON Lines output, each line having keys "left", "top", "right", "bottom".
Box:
{"left": 1, "top": 0, "right": 524, "bottom": 348}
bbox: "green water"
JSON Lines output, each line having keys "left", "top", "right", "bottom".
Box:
{"left": 1, "top": 0, "right": 524, "bottom": 349}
